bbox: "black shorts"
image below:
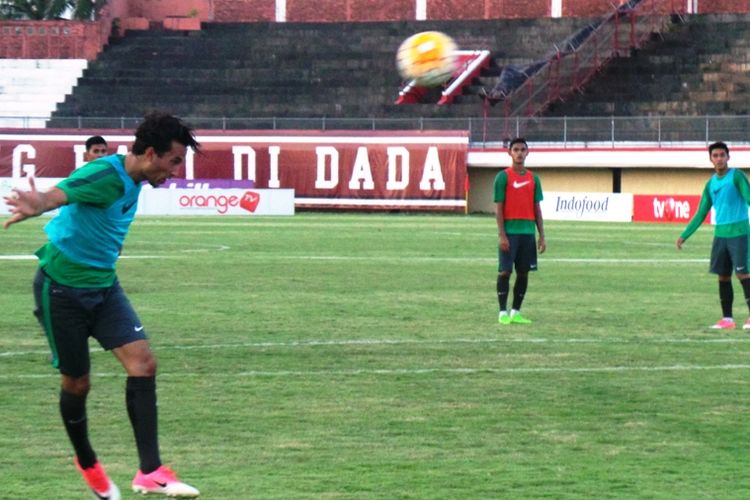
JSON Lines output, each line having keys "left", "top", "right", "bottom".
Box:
{"left": 498, "top": 233, "right": 538, "bottom": 273}
{"left": 32, "top": 269, "right": 147, "bottom": 377}
{"left": 710, "top": 235, "right": 749, "bottom": 275}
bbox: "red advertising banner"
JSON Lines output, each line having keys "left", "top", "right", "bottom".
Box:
{"left": 0, "top": 129, "right": 469, "bottom": 212}
{"left": 632, "top": 194, "right": 708, "bottom": 224}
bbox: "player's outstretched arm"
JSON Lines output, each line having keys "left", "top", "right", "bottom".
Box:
{"left": 3, "top": 177, "right": 67, "bottom": 229}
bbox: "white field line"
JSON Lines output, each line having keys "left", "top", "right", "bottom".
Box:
{"left": 254, "top": 256, "right": 707, "bottom": 264}
{"left": 0, "top": 255, "right": 167, "bottom": 260}
{"left": 2, "top": 336, "right": 749, "bottom": 359}
{"left": 2, "top": 364, "right": 750, "bottom": 380}
{"left": 0, "top": 254, "right": 707, "bottom": 264}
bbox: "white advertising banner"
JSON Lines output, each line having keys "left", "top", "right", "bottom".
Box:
{"left": 137, "top": 187, "right": 295, "bottom": 216}
{"left": 541, "top": 192, "right": 633, "bottom": 222}
{"left": 0, "top": 178, "right": 294, "bottom": 216}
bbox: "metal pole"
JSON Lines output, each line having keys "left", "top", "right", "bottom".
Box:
{"left": 705, "top": 116, "right": 709, "bottom": 144}
{"left": 657, "top": 117, "right": 661, "bottom": 146}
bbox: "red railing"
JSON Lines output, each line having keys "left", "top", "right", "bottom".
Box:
{"left": 494, "top": 0, "right": 687, "bottom": 141}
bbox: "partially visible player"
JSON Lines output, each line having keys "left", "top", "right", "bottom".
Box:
{"left": 676, "top": 141, "right": 750, "bottom": 330}
{"left": 3, "top": 112, "right": 201, "bottom": 498}
{"left": 84, "top": 135, "right": 109, "bottom": 162}
{"left": 494, "top": 137, "right": 546, "bottom": 325}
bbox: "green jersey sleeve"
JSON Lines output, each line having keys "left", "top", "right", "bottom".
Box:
{"left": 733, "top": 168, "right": 750, "bottom": 204}
{"left": 680, "top": 181, "right": 712, "bottom": 241}
{"left": 534, "top": 174, "right": 543, "bottom": 203}
{"left": 57, "top": 159, "right": 124, "bottom": 207}
{"left": 493, "top": 170, "right": 508, "bottom": 203}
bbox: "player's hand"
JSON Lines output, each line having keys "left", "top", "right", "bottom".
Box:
{"left": 3, "top": 177, "right": 43, "bottom": 229}
{"left": 676, "top": 237, "right": 684, "bottom": 250}
{"left": 538, "top": 236, "right": 546, "bottom": 254}
{"left": 499, "top": 234, "right": 510, "bottom": 252}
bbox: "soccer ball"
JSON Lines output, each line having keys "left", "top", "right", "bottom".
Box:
{"left": 396, "top": 31, "right": 458, "bottom": 87}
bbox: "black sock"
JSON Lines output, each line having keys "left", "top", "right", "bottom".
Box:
{"left": 719, "top": 280, "right": 733, "bottom": 318}
{"left": 497, "top": 274, "right": 510, "bottom": 311}
{"left": 126, "top": 376, "right": 161, "bottom": 474}
{"left": 741, "top": 278, "right": 750, "bottom": 315}
{"left": 512, "top": 274, "right": 529, "bottom": 311}
{"left": 60, "top": 389, "right": 97, "bottom": 468}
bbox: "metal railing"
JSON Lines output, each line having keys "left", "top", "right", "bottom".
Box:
{"left": 495, "top": 0, "right": 685, "bottom": 139}
{"left": 4, "top": 114, "right": 750, "bottom": 147}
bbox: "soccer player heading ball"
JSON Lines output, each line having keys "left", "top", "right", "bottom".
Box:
{"left": 3, "top": 112, "right": 201, "bottom": 498}
{"left": 677, "top": 141, "right": 750, "bottom": 330}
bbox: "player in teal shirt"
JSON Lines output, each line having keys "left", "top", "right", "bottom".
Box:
{"left": 3, "top": 113, "right": 201, "bottom": 498}
{"left": 677, "top": 141, "right": 750, "bottom": 330}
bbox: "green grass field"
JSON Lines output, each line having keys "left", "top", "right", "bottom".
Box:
{"left": 2, "top": 214, "right": 749, "bottom": 499}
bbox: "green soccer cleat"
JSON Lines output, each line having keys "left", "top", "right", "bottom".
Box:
{"left": 510, "top": 312, "right": 532, "bottom": 324}
{"left": 498, "top": 311, "right": 511, "bottom": 325}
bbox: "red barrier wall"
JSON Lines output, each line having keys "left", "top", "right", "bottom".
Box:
{"left": 710, "top": 0, "right": 750, "bottom": 13}
{"left": 428, "top": 0, "right": 549, "bottom": 20}
{"left": 213, "top": 0, "right": 275, "bottom": 22}
{"left": 564, "top": 0, "right": 619, "bottom": 17}
{"left": 1, "top": 0, "right": 749, "bottom": 59}
{"left": 126, "top": 0, "right": 212, "bottom": 20}
{"left": 0, "top": 20, "right": 107, "bottom": 59}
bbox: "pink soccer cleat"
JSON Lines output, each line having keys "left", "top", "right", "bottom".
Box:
{"left": 75, "top": 458, "right": 121, "bottom": 500}
{"left": 743, "top": 317, "right": 750, "bottom": 330}
{"left": 132, "top": 465, "right": 199, "bottom": 497}
{"left": 710, "top": 318, "right": 736, "bottom": 330}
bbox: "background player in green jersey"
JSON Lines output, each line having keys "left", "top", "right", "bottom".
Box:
{"left": 677, "top": 141, "right": 750, "bottom": 330}
{"left": 83, "top": 135, "right": 109, "bottom": 162}
{"left": 3, "top": 112, "right": 201, "bottom": 498}
{"left": 493, "top": 137, "right": 546, "bottom": 325}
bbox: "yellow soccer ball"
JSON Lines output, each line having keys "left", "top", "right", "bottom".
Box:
{"left": 396, "top": 31, "right": 458, "bottom": 87}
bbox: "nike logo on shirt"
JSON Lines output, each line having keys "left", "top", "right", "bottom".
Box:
{"left": 134, "top": 326, "right": 144, "bottom": 332}
{"left": 512, "top": 180, "right": 531, "bottom": 189}
{"left": 122, "top": 200, "right": 136, "bottom": 214}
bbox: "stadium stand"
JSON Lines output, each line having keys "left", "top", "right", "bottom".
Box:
{"left": 47, "top": 18, "right": 596, "bottom": 129}
{"left": 0, "top": 59, "right": 87, "bottom": 128}
{"left": 544, "top": 13, "right": 750, "bottom": 118}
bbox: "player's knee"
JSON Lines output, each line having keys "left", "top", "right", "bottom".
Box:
{"left": 122, "top": 351, "right": 157, "bottom": 377}
{"left": 137, "top": 354, "right": 157, "bottom": 377}
{"left": 62, "top": 375, "right": 90, "bottom": 396}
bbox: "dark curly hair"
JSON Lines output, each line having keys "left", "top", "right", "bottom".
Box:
{"left": 132, "top": 112, "right": 200, "bottom": 156}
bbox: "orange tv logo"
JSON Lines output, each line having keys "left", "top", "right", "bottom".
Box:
{"left": 240, "top": 191, "right": 261, "bottom": 212}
